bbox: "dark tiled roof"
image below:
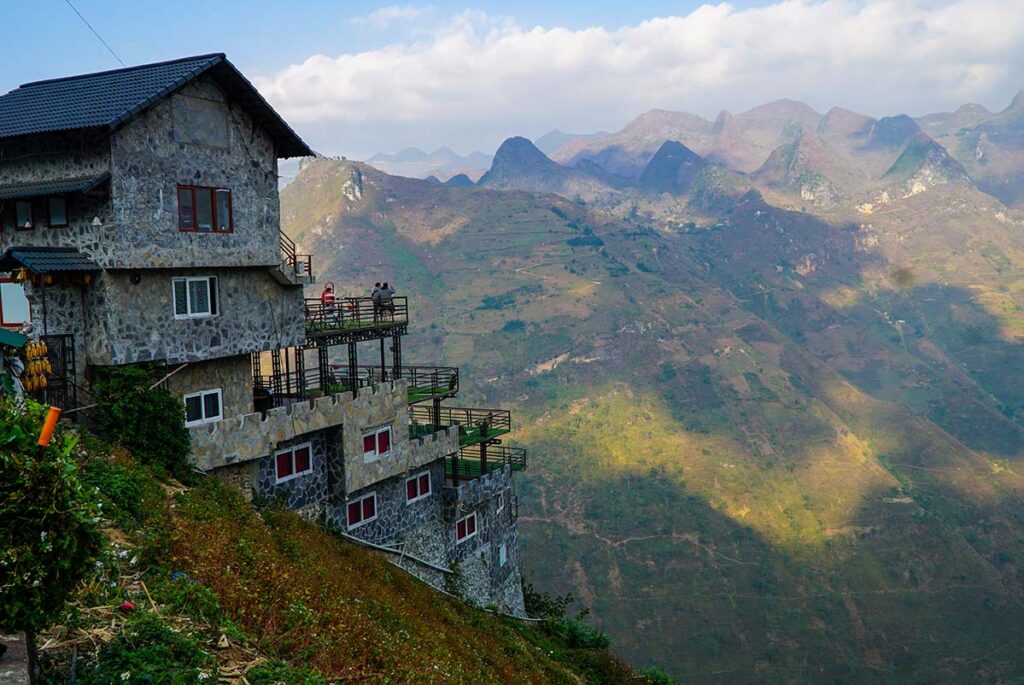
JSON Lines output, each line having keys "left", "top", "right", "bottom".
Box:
{"left": 0, "top": 247, "right": 101, "bottom": 274}
{"left": 0, "top": 172, "right": 110, "bottom": 200}
{"left": 0, "top": 54, "right": 312, "bottom": 158}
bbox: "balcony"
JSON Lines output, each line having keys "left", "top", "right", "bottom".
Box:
{"left": 304, "top": 296, "right": 409, "bottom": 344}
{"left": 409, "top": 405, "right": 511, "bottom": 446}
{"left": 445, "top": 444, "right": 527, "bottom": 480}
{"left": 272, "top": 230, "right": 314, "bottom": 286}
{"left": 253, "top": 366, "right": 372, "bottom": 409}
{"left": 331, "top": 364, "right": 458, "bottom": 404}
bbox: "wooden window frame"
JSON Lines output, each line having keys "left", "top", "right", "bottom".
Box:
{"left": 274, "top": 442, "right": 314, "bottom": 484}
{"left": 176, "top": 184, "right": 233, "bottom": 233}
{"left": 347, "top": 492, "right": 378, "bottom": 529}
{"left": 405, "top": 470, "right": 432, "bottom": 504}
{"left": 0, "top": 278, "right": 31, "bottom": 329}
{"left": 362, "top": 425, "right": 393, "bottom": 461}
{"left": 172, "top": 276, "right": 219, "bottom": 319}
{"left": 47, "top": 196, "right": 69, "bottom": 228}
{"left": 183, "top": 388, "right": 223, "bottom": 427}
{"left": 456, "top": 513, "right": 478, "bottom": 544}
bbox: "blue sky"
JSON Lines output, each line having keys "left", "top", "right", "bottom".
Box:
{"left": 2, "top": 1, "right": 1021, "bottom": 159}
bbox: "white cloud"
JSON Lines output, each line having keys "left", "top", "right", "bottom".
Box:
{"left": 351, "top": 4, "right": 430, "bottom": 30}
{"left": 256, "top": 1, "right": 1024, "bottom": 156}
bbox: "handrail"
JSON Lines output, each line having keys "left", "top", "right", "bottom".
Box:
{"left": 410, "top": 405, "right": 511, "bottom": 433}
{"left": 446, "top": 445, "right": 527, "bottom": 479}
{"left": 305, "top": 296, "right": 409, "bottom": 332}
{"left": 280, "top": 230, "right": 312, "bottom": 277}
{"left": 329, "top": 364, "right": 458, "bottom": 399}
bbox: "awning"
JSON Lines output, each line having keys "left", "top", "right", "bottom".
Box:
{"left": 0, "top": 247, "right": 101, "bottom": 274}
{"left": 0, "top": 172, "right": 110, "bottom": 201}
{"left": 0, "top": 328, "right": 26, "bottom": 349}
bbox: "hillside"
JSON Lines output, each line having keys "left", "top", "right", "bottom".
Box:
{"left": 30, "top": 427, "right": 655, "bottom": 684}
{"left": 282, "top": 157, "right": 1024, "bottom": 683}
{"left": 478, "top": 137, "right": 615, "bottom": 200}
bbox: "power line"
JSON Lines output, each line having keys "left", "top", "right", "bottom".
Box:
{"left": 62, "top": 0, "right": 125, "bottom": 67}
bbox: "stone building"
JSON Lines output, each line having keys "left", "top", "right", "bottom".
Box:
{"left": 0, "top": 54, "right": 528, "bottom": 614}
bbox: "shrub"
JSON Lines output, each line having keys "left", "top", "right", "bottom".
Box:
{"left": 544, "top": 618, "right": 612, "bottom": 650}
{"left": 79, "top": 459, "right": 157, "bottom": 530}
{"left": 79, "top": 612, "right": 214, "bottom": 684}
{"left": 0, "top": 398, "right": 102, "bottom": 675}
{"left": 92, "top": 365, "right": 192, "bottom": 480}
{"left": 247, "top": 660, "right": 330, "bottom": 684}
{"left": 523, "top": 579, "right": 575, "bottom": 620}
{"left": 566, "top": 236, "right": 605, "bottom": 247}
{"left": 502, "top": 319, "right": 527, "bottom": 333}
{"left": 638, "top": 666, "right": 679, "bottom": 684}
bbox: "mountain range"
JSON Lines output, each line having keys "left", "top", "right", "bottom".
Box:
{"left": 366, "top": 146, "right": 493, "bottom": 182}
{"left": 282, "top": 90, "right": 1024, "bottom": 683}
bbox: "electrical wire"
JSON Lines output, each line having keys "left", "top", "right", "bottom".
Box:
{"left": 62, "top": 0, "right": 125, "bottom": 67}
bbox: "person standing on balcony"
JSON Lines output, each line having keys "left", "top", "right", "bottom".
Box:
{"left": 380, "top": 282, "right": 396, "bottom": 321}
{"left": 320, "top": 283, "right": 337, "bottom": 324}
{"left": 371, "top": 282, "right": 383, "bottom": 322}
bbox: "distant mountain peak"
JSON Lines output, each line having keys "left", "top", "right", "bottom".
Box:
{"left": 712, "top": 110, "right": 735, "bottom": 134}
{"left": 818, "top": 107, "right": 875, "bottom": 137}
{"left": 1006, "top": 90, "right": 1024, "bottom": 113}
{"left": 638, "top": 140, "right": 709, "bottom": 194}
{"left": 490, "top": 136, "right": 553, "bottom": 169}
{"left": 865, "top": 114, "right": 921, "bottom": 149}
{"left": 882, "top": 132, "right": 970, "bottom": 189}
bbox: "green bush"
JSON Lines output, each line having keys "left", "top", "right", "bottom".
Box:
{"left": 247, "top": 660, "right": 330, "bottom": 684}
{"left": 0, "top": 398, "right": 102, "bottom": 645}
{"left": 638, "top": 666, "right": 679, "bottom": 684}
{"left": 502, "top": 319, "right": 527, "bottom": 333}
{"left": 79, "top": 611, "right": 214, "bottom": 684}
{"left": 523, "top": 579, "right": 574, "bottom": 620}
{"left": 92, "top": 365, "right": 192, "bottom": 480}
{"left": 544, "top": 618, "right": 612, "bottom": 650}
{"left": 79, "top": 460, "right": 155, "bottom": 530}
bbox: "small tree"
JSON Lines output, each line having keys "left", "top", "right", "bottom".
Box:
{"left": 0, "top": 398, "right": 102, "bottom": 682}
{"left": 92, "top": 365, "right": 192, "bottom": 480}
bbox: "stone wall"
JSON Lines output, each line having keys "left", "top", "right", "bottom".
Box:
{"left": 442, "top": 467, "right": 525, "bottom": 614}
{"left": 83, "top": 267, "right": 304, "bottom": 366}
{"left": 254, "top": 428, "right": 339, "bottom": 518}
{"left": 165, "top": 354, "right": 253, "bottom": 420}
{"left": 20, "top": 279, "right": 88, "bottom": 390}
{"left": 108, "top": 78, "right": 281, "bottom": 269}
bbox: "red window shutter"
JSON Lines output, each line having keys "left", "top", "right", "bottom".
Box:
{"left": 363, "top": 434, "right": 376, "bottom": 455}
{"left": 419, "top": 474, "right": 430, "bottom": 495}
{"left": 407, "top": 479, "right": 418, "bottom": 501}
{"left": 347, "top": 501, "right": 361, "bottom": 524}
{"left": 294, "top": 446, "right": 311, "bottom": 473}
{"left": 467, "top": 515, "right": 476, "bottom": 535}
{"left": 363, "top": 496, "right": 376, "bottom": 520}
{"left": 457, "top": 520, "right": 466, "bottom": 540}
{"left": 276, "top": 452, "right": 293, "bottom": 479}
{"left": 377, "top": 429, "right": 390, "bottom": 454}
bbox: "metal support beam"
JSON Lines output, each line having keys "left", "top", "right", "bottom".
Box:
{"left": 318, "top": 346, "right": 330, "bottom": 394}
{"left": 347, "top": 341, "right": 358, "bottom": 395}
{"left": 391, "top": 334, "right": 402, "bottom": 378}
{"left": 295, "top": 347, "right": 305, "bottom": 400}
{"left": 379, "top": 337, "right": 387, "bottom": 382}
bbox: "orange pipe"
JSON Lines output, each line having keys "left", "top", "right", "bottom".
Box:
{"left": 37, "top": 406, "right": 61, "bottom": 448}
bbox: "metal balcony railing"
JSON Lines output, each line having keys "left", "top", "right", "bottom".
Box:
{"left": 330, "top": 364, "right": 458, "bottom": 403}
{"left": 280, "top": 230, "right": 313, "bottom": 278}
{"left": 445, "top": 444, "right": 527, "bottom": 480}
{"left": 409, "top": 405, "right": 511, "bottom": 446}
{"left": 253, "top": 366, "right": 371, "bottom": 409}
{"left": 305, "top": 296, "right": 409, "bottom": 333}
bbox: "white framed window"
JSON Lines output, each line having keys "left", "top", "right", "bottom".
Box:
{"left": 499, "top": 543, "right": 508, "bottom": 567}
{"left": 362, "top": 425, "right": 392, "bottom": 461}
{"left": 172, "top": 276, "right": 218, "bottom": 319}
{"left": 456, "top": 512, "right": 477, "bottom": 543}
{"left": 496, "top": 491, "right": 504, "bottom": 514}
{"left": 347, "top": 492, "right": 377, "bottom": 529}
{"left": 0, "top": 280, "right": 30, "bottom": 329}
{"left": 405, "top": 471, "right": 431, "bottom": 504}
{"left": 274, "top": 442, "right": 313, "bottom": 483}
{"left": 183, "top": 388, "right": 222, "bottom": 426}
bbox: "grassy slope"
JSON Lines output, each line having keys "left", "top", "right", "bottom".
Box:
{"left": 282, "top": 158, "right": 1024, "bottom": 683}
{"left": 39, "top": 434, "right": 649, "bottom": 684}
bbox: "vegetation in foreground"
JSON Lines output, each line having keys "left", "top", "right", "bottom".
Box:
{"left": 1, "top": 398, "right": 668, "bottom": 684}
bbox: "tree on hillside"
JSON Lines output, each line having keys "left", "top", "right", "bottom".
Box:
{"left": 0, "top": 399, "right": 102, "bottom": 683}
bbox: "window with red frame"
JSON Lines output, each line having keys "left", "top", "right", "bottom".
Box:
{"left": 347, "top": 492, "right": 377, "bottom": 529}
{"left": 274, "top": 443, "right": 312, "bottom": 483}
{"left": 456, "top": 513, "right": 477, "bottom": 543}
{"left": 405, "top": 471, "right": 431, "bottom": 503}
{"left": 0, "top": 280, "right": 30, "bottom": 329}
{"left": 362, "top": 426, "right": 392, "bottom": 460}
{"left": 177, "top": 185, "right": 232, "bottom": 232}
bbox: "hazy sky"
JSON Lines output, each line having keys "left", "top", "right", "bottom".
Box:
{"left": 2, "top": 1, "right": 1022, "bottom": 159}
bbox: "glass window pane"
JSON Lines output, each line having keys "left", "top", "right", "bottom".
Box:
{"left": 363, "top": 434, "right": 376, "bottom": 455}
{"left": 0, "top": 282, "right": 30, "bottom": 326}
{"left": 347, "top": 501, "right": 361, "bottom": 524}
{"left": 363, "top": 496, "right": 375, "bottom": 519}
{"left": 276, "top": 452, "right": 293, "bottom": 479}
{"left": 177, "top": 188, "right": 194, "bottom": 229}
{"left": 188, "top": 279, "right": 210, "bottom": 315}
{"left": 215, "top": 190, "right": 231, "bottom": 230}
{"left": 203, "top": 391, "right": 220, "bottom": 420}
{"left": 457, "top": 520, "right": 466, "bottom": 540}
{"left": 419, "top": 474, "right": 430, "bottom": 494}
{"left": 467, "top": 515, "right": 476, "bottom": 535}
{"left": 16, "top": 201, "right": 32, "bottom": 229}
{"left": 294, "top": 446, "right": 310, "bottom": 473}
{"left": 184, "top": 395, "right": 203, "bottom": 423}
{"left": 377, "top": 429, "right": 390, "bottom": 454}
{"left": 173, "top": 279, "right": 188, "bottom": 316}
{"left": 407, "top": 479, "right": 417, "bottom": 501}
{"left": 48, "top": 197, "right": 67, "bottom": 226}
{"left": 196, "top": 188, "right": 213, "bottom": 230}
{"left": 207, "top": 277, "right": 217, "bottom": 316}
